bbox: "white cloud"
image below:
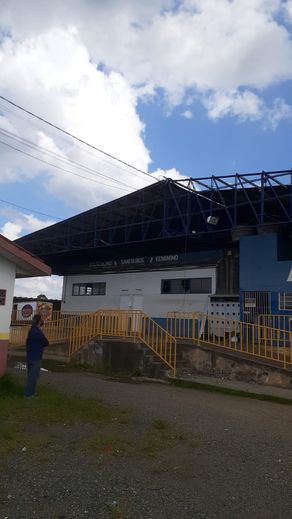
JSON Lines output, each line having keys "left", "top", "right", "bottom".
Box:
{"left": 1, "top": 1, "right": 292, "bottom": 111}
{"left": 264, "top": 97, "right": 292, "bottom": 128}
{"left": 14, "top": 275, "right": 63, "bottom": 300}
{"left": 151, "top": 167, "right": 186, "bottom": 181}
{"left": 0, "top": 27, "right": 154, "bottom": 210}
{"left": 182, "top": 110, "right": 193, "bottom": 119}
{"left": 1, "top": 211, "right": 55, "bottom": 240}
{"left": 203, "top": 89, "right": 292, "bottom": 128}
{"left": 1, "top": 222, "right": 21, "bottom": 241}
{"left": 204, "top": 90, "right": 263, "bottom": 121}
{"left": 284, "top": 0, "right": 292, "bottom": 21}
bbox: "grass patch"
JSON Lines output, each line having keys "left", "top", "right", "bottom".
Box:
{"left": 152, "top": 418, "right": 168, "bottom": 430}
{"left": 107, "top": 503, "right": 128, "bottom": 519}
{"left": 141, "top": 432, "right": 177, "bottom": 457}
{"left": 0, "top": 375, "right": 191, "bottom": 464}
{"left": 140, "top": 421, "right": 190, "bottom": 457}
{"left": 81, "top": 432, "right": 135, "bottom": 457}
{"left": 0, "top": 374, "right": 23, "bottom": 397}
{"left": 0, "top": 375, "right": 124, "bottom": 459}
{"left": 171, "top": 378, "right": 292, "bottom": 405}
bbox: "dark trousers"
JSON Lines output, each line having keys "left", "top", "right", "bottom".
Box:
{"left": 24, "top": 360, "right": 41, "bottom": 397}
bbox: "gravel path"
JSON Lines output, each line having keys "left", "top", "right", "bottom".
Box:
{"left": 2, "top": 369, "right": 292, "bottom": 519}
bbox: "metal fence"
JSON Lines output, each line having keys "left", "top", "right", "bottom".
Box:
{"left": 9, "top": 309, "right": 177, "bottom": 377}
{"left": 167, "top": 312, "right": 292, "bottom": 370}
{"left": 258, "top": 314, "right": 292, "bottom": 331}
{"left": 10, "top": 309, "right": 292, "bottom": 375}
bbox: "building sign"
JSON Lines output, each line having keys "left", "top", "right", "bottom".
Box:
{"left": 244, "top": 298, "right": 256, "bottom": 308}
{"left": 21, "top": 304, "right": 34, "bottom": 318}
{"left": 85, "top": 250, "right": 222, "bottom": 274}
{"left": 89, "top": 254, "right": 180, "bottom": 270}
{"left": 0, "top": 289, "right": 6, "bottom": 306}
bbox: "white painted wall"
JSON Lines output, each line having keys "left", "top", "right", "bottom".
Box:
{"left": 61, "top": 267, "right": 216, "bottom": 318}
{"left": 0, "top": 256, "right": 16, "bottom": 333}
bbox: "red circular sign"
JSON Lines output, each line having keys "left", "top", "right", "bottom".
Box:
{"left": 21, "top": 304, "right": 33, "bottom": 318}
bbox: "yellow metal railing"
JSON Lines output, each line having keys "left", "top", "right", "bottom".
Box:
{"left": 10, "top": 317, "right": 75, "bottom": 346}
{"left": 68, "top": 310, "right": 177, "bottom": 376}
{"left": 167, "top": 311, "right": 205, "bottom": 341}
{"left": 10, "top": 310, "right": 177, "bottom": 377}
{"left": 167, "top": 312, "right": 292, "bottom": 370}
{"left": 258, "top": 314, "right": 292, "bottom": 331}
{"left": 9, "top": 325, "right": 29, "bottom": 346}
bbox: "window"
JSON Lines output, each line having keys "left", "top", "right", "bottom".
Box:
{"left": 279, "top": 293, "right": 292, "bottom": 310}
{"left": 161, "top": 277, "right": 212, "bottom": 294}
{"left": 72, "top": 282, "right": 106, "bottom": 296}
{"left": 190, "top": 278, "right": 212, "bottom": 293}
{"left": 0, "top": 289, "right": 6, "bottom": 305}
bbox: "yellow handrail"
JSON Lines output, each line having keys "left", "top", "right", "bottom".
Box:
{"left": 166, "top": 312, "right": 292, "bottom": 370}
{"left": 258, "top": 314, "right": 292, "bottom": 331}
{"left": 10, "top": 309, "right": 177, "bottom": 377}
{"left": 12, "top": 309, "right": 292, "bottom": 374}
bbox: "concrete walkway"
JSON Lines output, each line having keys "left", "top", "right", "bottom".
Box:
{"left": 175, "top": 373, "right": 292, "bottom": 401}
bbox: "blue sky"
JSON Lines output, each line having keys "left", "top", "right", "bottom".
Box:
{"left": 139, "top": 99, "right": 287, "bottom": 178}
{"left": 0, "top": 0, "right": 292, "bottom": 297}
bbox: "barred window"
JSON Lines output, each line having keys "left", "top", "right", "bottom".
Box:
{"left": 0, "top": 289, "right": 6, "bottom": 305}
{"left": 279, "top": 293, "right": 292, "bottom": 310}
{"left": 72, "top": 282, "right": 106, "bottom": 296}
{"left": 161, "top": 277, "right": 212, "bottom": 295}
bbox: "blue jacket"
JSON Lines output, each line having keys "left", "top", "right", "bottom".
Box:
{"left": 26, "top": 325, "right": 49, "bottom": 362}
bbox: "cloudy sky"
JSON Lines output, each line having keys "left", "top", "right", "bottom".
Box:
{"left": 1, "top": 0, "right": 292, "bottom": 298}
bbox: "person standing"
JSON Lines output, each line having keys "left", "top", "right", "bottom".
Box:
{"left": 24, "top": 314, "right": 49, "bottom": 398}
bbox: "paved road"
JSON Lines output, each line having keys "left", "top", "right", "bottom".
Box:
{"left": 4, "top": 370, "right": 292, "bottom": 518}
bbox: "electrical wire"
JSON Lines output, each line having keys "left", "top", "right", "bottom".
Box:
{"left": 0, "top": 127, "right": 133, "bottom": 191}
{"left": 0, "top": 101, "right": 153, "bottom": 183}
{"left": 0, "top": 139, "right": 131, "bottom": 192}
{"left": 0, "top": 197, "right": 61, "bottom": 220}
{"left": 0, "top": 94, "right": 156, "bottom": 182}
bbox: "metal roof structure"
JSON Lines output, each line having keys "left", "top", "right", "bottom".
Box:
{"left": 16, "top": 170, "right": 292, "bottom": 275}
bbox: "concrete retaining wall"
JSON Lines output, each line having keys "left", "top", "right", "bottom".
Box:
{"left": 73, "top": 339, "right": 169, "bottom": 378}
{"left": 72, "top": 337, "right": 292, "bottom": 389}
{"left": 181, "top": 343, "right": 292, "bottom": 389}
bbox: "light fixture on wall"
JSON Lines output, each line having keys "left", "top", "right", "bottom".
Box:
{"left": 207, "top": 216, "right": 219, "bottom": 225}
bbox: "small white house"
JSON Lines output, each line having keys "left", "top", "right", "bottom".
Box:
{"left": 0, "top": 234, "right": 51, "bottom": 376}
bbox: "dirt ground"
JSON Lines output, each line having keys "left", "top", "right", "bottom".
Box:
{"left": 1, "top": 368, "right": 292, "bottom": 519}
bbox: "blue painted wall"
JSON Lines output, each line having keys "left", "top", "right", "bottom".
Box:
{"left": 240, "top": 233, "right": 292, "bottom": 317}
{"left": 240, "top": 233, "right": 292, "bottom": 292}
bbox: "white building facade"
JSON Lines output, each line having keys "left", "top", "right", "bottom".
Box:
{"left": 61, "top": 265, "right": 216, "bottom": 323}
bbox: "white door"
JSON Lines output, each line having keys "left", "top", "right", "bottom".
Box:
{"left": 132, "top": 294, "right": 143, "bottom": 310}
{"left": 119, "top": 294, "right": 144, "bottom": 310}
{"left": 120, "top": 295, "right": 131, "bottom": 309}
{"left": 119, "top": 294, "right": 143, "bottom": 332}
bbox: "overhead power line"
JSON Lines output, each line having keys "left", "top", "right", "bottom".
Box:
{"left": 0, "top": 127, "right": 133, "bottom": 191}
{"left": 0, "top": 101, "right": 151, "bottom": 182}
{"left": 0, "top": 197, "right": 61, "bottom": 220}
{"left": 0, "top": 139, "right": 131, "bottom": 192}
{"left": 0, "top": 94, "right": 155, "bottom": 182}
